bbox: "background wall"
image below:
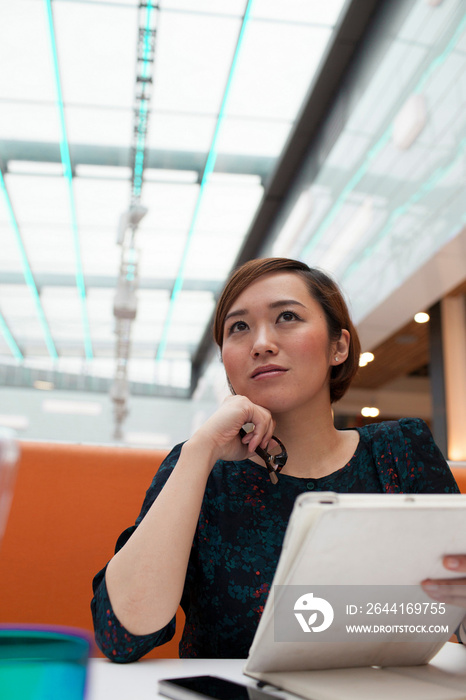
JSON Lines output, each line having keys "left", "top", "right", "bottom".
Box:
{"left": 0, "top": 386, "right": 220, "bottom": 448}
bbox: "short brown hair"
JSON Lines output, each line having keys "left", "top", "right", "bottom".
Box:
{"left": 213, "top": 257, "right": 361, "bottom": 403}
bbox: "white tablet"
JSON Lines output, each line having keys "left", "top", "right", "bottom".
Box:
{"left": 244, "top": 492, "right": 466, "bottom": 679}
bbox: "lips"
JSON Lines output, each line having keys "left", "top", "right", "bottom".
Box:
{"left": 251, "top": 364, "right": 287, "bottom": 379}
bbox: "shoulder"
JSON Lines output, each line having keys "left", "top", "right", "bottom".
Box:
{"left": 359, "top": 417, "right": 428, "bottom": 439}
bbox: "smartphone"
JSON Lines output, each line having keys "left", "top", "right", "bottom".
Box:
{"left": 158, "top": 675, "right": 283, "bottom": 700}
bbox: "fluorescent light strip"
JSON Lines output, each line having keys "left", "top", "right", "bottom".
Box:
{"left": 155, "top": 0, "right": 255, "bottom": 363}
{"left": 300, "top": 10, "right": 466, "bottom": 263}
{"left": 0, "top": 170, "right": 57, "bottom": 359}
{"left": 45, "top": 0, "right": 93, "bottom": 360}
{"left": 0, "top": 309, "right": 23, "bottom": 361}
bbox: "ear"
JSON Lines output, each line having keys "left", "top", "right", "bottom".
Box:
{"left": 331, "top": 329, "right": 350, "bottom": 366}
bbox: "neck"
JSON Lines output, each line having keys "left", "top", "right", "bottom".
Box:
{"left": 272, "top": 401, "right": 353, "bottom": 479}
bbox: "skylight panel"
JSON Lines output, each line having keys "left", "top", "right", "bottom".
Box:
{"left": 65, "top": 106, "right": 134, "bottom": 147}
{"left": 153, "top": 11, "right": 241, "bottom": 114}
{"left": 132, "top": 290, "right": 170, "bottom": 344}
{"left": 86, "top": 288, "right": 116, "bottom": 344}
{"left": 75, "top": 165, "right": 132, "bottom": 180}
{"left": 170, "top": 290, "right": 214, "bottom": 319}
{"left": 216, "top": 117, "right": 291, "bottom": 157}
{"left": 165, "top": 323, "right": 211, "bottom": 346}
{"left": 0, "top": 286, "right": 50, "bottom": 345}
{"left": 20, "top": 226, "right": 77, "bottom": 275}
{"left": 5, "top": 174, "right": 71, "bottom": 227}
{"left": 40, "top": 287, "right": 84, "bottom": 341}
{"left": 160, "top": 0, "right": 246, "bottom": 17}
{"left": 139, "top": 182, "right": 199, "bottom": 231}
{"left": 7, "top": 161, "right": 64, "bottom": 176}
{"left": 0, "top": 335, "right": 15, "bottom": 359}
{"left": 146, "top": 113, "right": 216, "bottom": 152}
{"left": 144, "top": 169, "right": 198, "bottom": 184}
{"left": 153, "top": 358, "right": 191, "bottom": 389}
{"left": 194, "top": 180, "right": 263, "bottom": 234}
{"left": 224, "top": 20, "right": 332, "bottom": 120}
{"left": 79, "top": 227, "right": 121, "bottom": 277}
{"left": 136, "top": 230, "right": 190, "bottom": 279}
{"left": 52, "top": 2, "right": 137, "bottom": 108}
{"left": 0, "top": 233, "right": 23, "bottom": 274}
{"left": 251, "top": 0, "right": 347, "bottom": 25}
{"left": 0, "top": 103, "right": 61, "bottom": 143}
{"left": 0, "top": 3, "right": 57, "bottom": 102}
{"left": 162, "top": 290, "right": 215, "bottom": 347}
{"left": 73, "top": 179, "right": 130, "bottom": 227}
{"left": 182, "top": 231, "right": 247, "bottom": 281}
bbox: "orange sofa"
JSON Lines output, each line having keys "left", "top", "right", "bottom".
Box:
{"left": 0, "top": 441, "right": 183, "bottom": 658}
{"left": 1, "top": 441, "right": 465, "bottom": 658}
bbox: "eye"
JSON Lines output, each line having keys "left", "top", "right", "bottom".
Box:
{"left": 277, "top": 310, "right": 301, "bottom": 323}
{"left": 228, "top": 320, "right": 249, "bottom": 335}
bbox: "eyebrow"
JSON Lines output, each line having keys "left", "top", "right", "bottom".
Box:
{"left": 224, "top": 299, "right": 306, "bottom": 323}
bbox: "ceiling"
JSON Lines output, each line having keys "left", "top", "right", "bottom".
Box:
{"left": 1, "top": 0, "right": 466, "bottom": 425}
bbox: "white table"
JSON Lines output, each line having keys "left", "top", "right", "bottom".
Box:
{"left": 86, "top": 643, "right": 466, "bottom": 700}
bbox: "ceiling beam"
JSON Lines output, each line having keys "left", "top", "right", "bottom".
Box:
{"left": 0, "top": 272, "right": 222, "bottom": 294}
{"left": 0, "top": 140, "right": 274, "bottom": 181}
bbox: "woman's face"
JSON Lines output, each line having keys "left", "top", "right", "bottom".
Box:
{"left": 221, "top": 272, "right": 348, "bottom": 415}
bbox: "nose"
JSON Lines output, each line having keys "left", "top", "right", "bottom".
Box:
{"left": 250, "top": 325, "right": 278, "bottom": 357}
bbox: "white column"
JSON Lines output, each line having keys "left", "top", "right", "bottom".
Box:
{"left": 441, "top": 294, "right": 466, "bottom": 461}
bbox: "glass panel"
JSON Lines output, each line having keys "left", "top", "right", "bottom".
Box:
{"left": 139, "top": 182, "right": 199, "bottom": 230}
{"left": 147, "top": 113, "right": 216, "bottom": 152}
{"left": 41, "top": 287, "right": 84, "bottom": 341}
{"left": 216, "top": 117, "right": 291, "bottom": 157}
{"left": 53, "top": 2, "right": 137, "bottom": 108}
{"left": 153, "top": 11, "right": 241, "bottom": 114}
{"left": 86, "top": 288, "right": 116, "bottom": 343}
{"left": 136, "top": 229, "right": 189, "bottom": 279}
{"left": 160, "top": 0, "right": 246, "bottom": 15}
{"left": 80, "top": 227, "right": 121, "bottom": 276}
{"left": 73, "top": 178, "right": 130, "bottom": 226}
{"left": 0, "top": 285, "right": 47, "bottom": 342}
{"left": 0, "top": 2, "right": 57, "bottom": 102}
{"left": 194, "top": 181, "right": 263, "bottom": 234}
{"left": 0, "top": 103, "right": 61, "bottom": 143}
{"left": 225, "top": 21, "right": 332, "bottom": 120}
{"left": 20, "top": 226, "right": 77, "bottom": 275}
{"left": 66, "top": 106, "right": 134, "bottom": 147}
{"left": 251, "top": 0, "right": 348, "bottom": 25}
{"left": 5, "top": 175, "right": 71, "bottom": 227}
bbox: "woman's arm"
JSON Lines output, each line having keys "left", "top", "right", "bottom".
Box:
{"left": 104, "top": 395, "right": 275, "bottom": 637}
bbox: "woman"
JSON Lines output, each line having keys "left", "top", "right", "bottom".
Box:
{"left": 92, "top": 257, "right": 465, "bottom": 661}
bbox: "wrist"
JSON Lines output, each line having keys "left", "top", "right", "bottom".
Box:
{"left": 181, "top": 435, "right": 218, "bottom": 475}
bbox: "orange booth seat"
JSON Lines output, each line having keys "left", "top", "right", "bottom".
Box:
{"left": 1, "top": 441, "right": 465, "bottom": 658}
{"left": 0, "top": 440, "right": 182, "bottom": 658}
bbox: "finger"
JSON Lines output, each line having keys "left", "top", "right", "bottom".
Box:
{"left": 443, "top": 555, "right": 466, "bottom": 572}
{"left": 248, "top": 413, "right": 274, "bottom": 454}
{"left": 259, "top": 419, "right": 276, "bottom": 451}
{"left": 422, "top": 579, "right": 466, "bottom": 607}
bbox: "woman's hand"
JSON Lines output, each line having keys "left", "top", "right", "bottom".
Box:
{"left": 187, "top": 394, "right": 276, "bottom": 466}
{"left": 422, "top": 556, "right": 466, "bottom": 640}
{"left": 422, "top": 556, "right": 466, "bottom": 608}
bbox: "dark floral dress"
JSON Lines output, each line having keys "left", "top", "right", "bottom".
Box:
{"left": 91, "top": 418, "right": 459, "bottom": 662}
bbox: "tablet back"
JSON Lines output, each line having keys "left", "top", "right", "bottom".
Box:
{"left": 245, "top": 493, "right": 466, "bottom": 675}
